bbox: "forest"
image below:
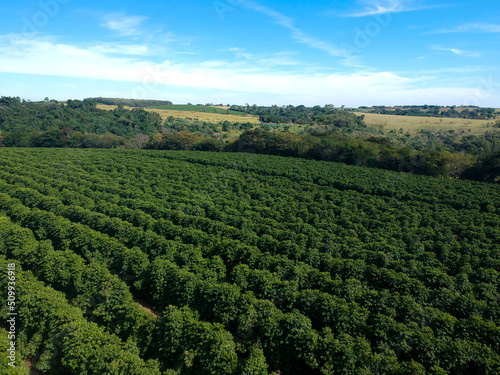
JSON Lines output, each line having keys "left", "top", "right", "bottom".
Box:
{"left": 228, "top": 104, "right": 368, "bottom": 126}
{"left": 0, "top": 148, "right": 499, "bottom": 374}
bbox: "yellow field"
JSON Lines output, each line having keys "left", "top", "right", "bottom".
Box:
{"left": 355, "top": 112, "right": 498, "bottom": 135}
{"left": 97, "top": 104, "right": 260, "bottom": 124}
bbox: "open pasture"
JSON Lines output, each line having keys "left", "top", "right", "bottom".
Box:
{"left": 97, "top": 104, "right": 260, "bottom": 124}
{"left": 355, "top": 112, "right": 498, "bottom": 135}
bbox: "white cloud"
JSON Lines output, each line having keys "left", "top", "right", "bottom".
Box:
{"left": 90, "top": 43, "right": 151, "bottom": 56}
{"left": 340, "top": 55, "right": 369, "bottom": 68}
{"left": 0, "top": 35, "right": 495, "bottom": 107}
{"left": 432, "top": 46, "right": 481, "bottom": 58}
{"left": 257, "top": 55, "right": 300, "bottom": 67}
{"left": 102, "top": 14, "right": 147, "bottom": 36}
{"left": 448, "top": 49, "right": 480, "bottom": 57}
{"left": 346, "top": 0, "right": 405, "bottom": 17}
{"left": 0, "top": 36, "right": 148, "bottom": 81}
{"left": 343, "top": 0, "right": 447, "bottom": 17}
{"left": 226, "top": 48, "right": 304, "bottom": 68}
{"left": 417, "top": 66, "right": 487, "bottom": 74}
{"left": 433, "top": 22, "right": 500, "bottom": 33}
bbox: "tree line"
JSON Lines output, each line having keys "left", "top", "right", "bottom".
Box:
{"left": 90, "top": 97, "right": 173, "bottom": 107}
{"left": 357, "top": 105, "right": 497, "bottom": 119}
{"left": 147, "top": 129, "right": 499, "bottom": 182}
{"left": 229, "top": 104, "right": 367, "bottom": 127}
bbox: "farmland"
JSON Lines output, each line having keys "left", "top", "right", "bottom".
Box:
{"left": 96, "top": 104, "right": 261, "bottom": 124}
{"left": 3, "top": 98, "right": 500, "bottom": 182}
{"left": 94, "top": 102, "right": 497, "bottom": 137}
{"left": 148, "top": 104, "right": 247, "bottom": 116}
{"left": 356, "top": 112, "right": 497, "bottom": 135}
{"left": 1, "top": 148, "right": 500, "bottom": 374}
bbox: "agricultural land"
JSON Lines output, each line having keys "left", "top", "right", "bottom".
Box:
{"left": 0, "top": 148, "right": 500, "bottom": 374}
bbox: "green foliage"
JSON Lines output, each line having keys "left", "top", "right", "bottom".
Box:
{"left": 0, "top": 328, "right": 30, "bottom": 374}
{"left": 0, "top": 257, "right": 161, "bottom": 375}
{"left": 360, "top": 104, "right": 496, "bottom": 120}
{"left": 149, "top": 104, "right": 243, "bottom": 115}
{"left": 90, "top": 97, "right": 173, "bottom": 107}
{"left": 230, "top": 104, "right": 367, "bottom": 127}
{"left": 240, "top": 345, "right": 269, "bottom": 375}
{"left": 0, "top": 148, "right": 499, "bottom": 374}
{"left": 0, "top": 96, "right": 163, "bottom": 147}
{"left": 155, "top": 305, "right": 238, "bottom": 374}
{"left": 150, "top": 131, "right": 204, "bottom": 150}
{"left": 231, "top": 129, "right": 481, "bottom": 178}
{"left": 2, "top": 96, "right": 500, "bottom": 182}
{"left": 463, "top": 150, "right": 500, "bottom": 182}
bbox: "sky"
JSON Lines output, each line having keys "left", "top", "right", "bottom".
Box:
{"left": 0, "top": 0, "right": 499, "bottom": 107}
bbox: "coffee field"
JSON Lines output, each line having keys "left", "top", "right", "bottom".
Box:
{"left": 1, "top": 148, "right": 500, "bottom": 374}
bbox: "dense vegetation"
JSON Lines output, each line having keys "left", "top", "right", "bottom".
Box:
{"left": 147, "top": 129, "right": 500, "bottom": 181}
{"left": 229, "top": 104, "right": 367, "bottom": 126}
{"left": 1, "top": 148, "right": 500, "bottom": 374}
{"left": 92, "top": 97, "right": 173, "bottom": 108}
{"left": 0, "top": 97, "right": 162, "bottom": 148}
{"left": 229, "top": 104, "right": 497, "bottom": 123}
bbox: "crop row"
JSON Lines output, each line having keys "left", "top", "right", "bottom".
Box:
{"left": 1, "top": 148, "right": 500, "bottom": 374}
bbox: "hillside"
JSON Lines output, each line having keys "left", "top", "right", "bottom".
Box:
{"left": 356, "top": 112, "right": 497, "bottom": 136}
{"left": 148, "top": 104, "right": 248, "bottom": 116}
{"left": 91, "top": 97, "right": 174, "bottom": 108}
{"left": 96, "top": 104, "right": 261, "bottom": 124}
{"left": 1, "top": 148, "right": 500, "bottom": 374}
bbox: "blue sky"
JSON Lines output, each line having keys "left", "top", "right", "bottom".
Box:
{"left": 0, "top": 0, "right": 499, "bottom": 107}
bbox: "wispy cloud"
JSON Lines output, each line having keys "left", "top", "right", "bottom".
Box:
{"left": 233, "top": 49, "right": 304, "bottom": 67}
{"left": 418, "top": 66, "right": 487, "bottom": 74}
{"left": 227, "top": 1, "right": 380, "bottom": 69}
{"left": 239, "top": 0, "right": 346, "bottom": 59}
{"left": 258, "top": 55, "right": 301, "bottom": 67}
{"left": 102, "top": 14, "right": 147, "bottom": 36}
{"left": 432, "top": 22, "right": 500, "bottom": 33}
{"left": 432, "top": 45, "right": 481, "bottom": 57}
{"left": 98, "top": 14, "right": 189, "bottom": 56}
{"left": 343, "top": 0, "right": 448, "bottom": 17}
{"left": 90, "top": 44, "right": 151, "bottom": 56}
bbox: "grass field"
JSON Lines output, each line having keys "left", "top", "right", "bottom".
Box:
{"left": 148, "top": 104, "right": 246, "bottom": 116}
{"left": 355, "top": 112, "right": 499, "bottom": 135}
{"left": 97, "top": 104, "right": 261, "bottom": 124}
